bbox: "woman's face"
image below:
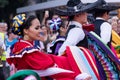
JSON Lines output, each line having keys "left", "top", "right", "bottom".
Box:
{"left": 25, "top": 18, "right": 41, "bottom": 41}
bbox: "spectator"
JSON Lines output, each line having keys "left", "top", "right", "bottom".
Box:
{"left": 0, "top": 22, "right": 8, "bottom": 80}
{"left": 111, "top": 21, "right": 118, "bottom": 33}
{"left": 117, "top": 19, "right": 120, "bottom": 35}
{"left": 49, "top": 17, "right": 68, "bottom": 55}
{"left": 5, "top": 29, "right": 18, "bottom": 55}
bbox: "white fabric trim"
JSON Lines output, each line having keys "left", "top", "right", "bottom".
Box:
{"left": 9, "top": 48, "right": 39, "bottom": 58}
{"left": 24, "top": 75, "right": 37, "bottom": 80}
{"left": 33, "top": 67, "right": 74, "bottom": 77}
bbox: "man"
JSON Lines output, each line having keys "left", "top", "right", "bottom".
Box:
{"left": 57, "top": 0, "right": 106, "bottom": 55}
{"left": 92, "top": 3, "right": 120, "bottom": 48}
{"left": 89, "top": 3, "right": 120, "bottom": 79}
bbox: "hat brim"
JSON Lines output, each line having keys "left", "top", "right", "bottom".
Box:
{"left": 55, "top": 5, "right": 88, "bottom": 16}
{"left": 55, "top": 0, "right": 106, "bottom": 16}
{"left": 89, "top": 4, "right": 120, "bottom": 13}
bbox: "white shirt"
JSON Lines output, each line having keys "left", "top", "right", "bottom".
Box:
{"left": 96, "top": 17, "right": 112, "bottom": 44}
{"left": 58, "top": 21, "right": 85, "bottom": 55}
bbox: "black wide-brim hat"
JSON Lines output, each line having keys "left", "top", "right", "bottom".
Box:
{"left": 89, "top": 3, "right": 120, "bottom": 13}
{"left": 55, "top": 0, "right": 106, "bottom": 16}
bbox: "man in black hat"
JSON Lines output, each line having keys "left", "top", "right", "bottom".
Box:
{"left": 58, "top": 0, "right": 106, "bottom": 55}
{"left": 92, "top": 3, "right": 120, "bottom": 48}
{"left": 90, "top": 3, "right": 120, "bottom": 79}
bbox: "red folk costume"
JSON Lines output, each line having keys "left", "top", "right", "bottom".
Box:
{"left": 7, "top": 38, "right": 100, "bottom": 80}
{"left": 7, "top": 39, "right": 90, "bottom": 80}
{"left": 6, "top": 13, "right": 95, "bottom": 80}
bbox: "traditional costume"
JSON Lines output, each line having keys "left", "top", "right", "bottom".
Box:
{"left": 7, "top": 0, "right": 115, "bottom": 80}
{"left": 88, "top": 2, "right": 120, "bottom": 79}
{"left": 6, "top": 0, "right": 105, "bottom": 79}
{"left": 7, "top": 39, "right": 99, "bottom": 80}
{"left": 57, "top": 0, "right": 106, "bottom": 55}
{"left": 90, "top": 2, "right": 120, "bottom": 48}
{"left": 86, "top": 31, "right": 120, "bottom": 80}
{"left": 57, "top": 0, "right": 120, "bottom": 79}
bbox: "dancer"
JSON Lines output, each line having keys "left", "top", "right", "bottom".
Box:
{"left": 7, "top": 14, "right": 94, "bottom": 80}
{"left": 87, "top": 2, "right": 120, "bottom": 79}
{"left": 58, "top": 0, "right": 106, "bottom": 55}
{"left": 91, "top": 3, "right": 120, "bottom": 48}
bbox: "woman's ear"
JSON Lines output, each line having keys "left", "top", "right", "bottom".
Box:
{"left": 23, "top": 29, "right": 28, "bottom": 35}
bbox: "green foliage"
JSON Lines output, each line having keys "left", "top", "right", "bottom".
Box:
{"left": 18, "top": 0, "right": 28, "bottom": 3}
{"left": 0, "top": 0, "right": 9, "bottom": 8}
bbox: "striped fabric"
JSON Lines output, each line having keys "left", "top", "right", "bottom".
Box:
{"left": 65, "top": 46, "right": 100, "bottom": 80}
{"left": 9, "top": 46, "right": 39, "bottom": 58}
{"left": 87, "top": 31, "right": 120, "bottom": 80}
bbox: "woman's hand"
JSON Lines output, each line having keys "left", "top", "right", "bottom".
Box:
{"left": 75, "top": 73, "right": 92, "bottom": 80}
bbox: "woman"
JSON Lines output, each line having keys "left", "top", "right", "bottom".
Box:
{"left": 6, "top": 14, "right": 97, "bottom": 80}
{"left": 49, "top": 17, "right": 68, "bottom": 55}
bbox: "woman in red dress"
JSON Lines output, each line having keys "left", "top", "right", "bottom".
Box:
{"left": 6, "top": 14, "right": 95, "bottom": 80}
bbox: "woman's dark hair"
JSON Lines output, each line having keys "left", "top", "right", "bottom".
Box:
{"left": 20, "top": 15, "right": 37, "bottom": 36}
